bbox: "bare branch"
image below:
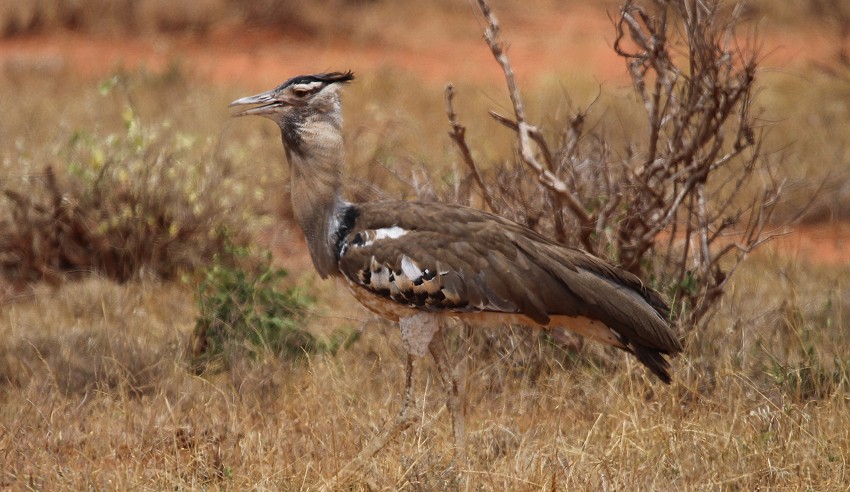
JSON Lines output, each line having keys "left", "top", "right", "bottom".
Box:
{"left": 444, "top": 83, "right": 497, "bottom": 212}
{"left": 489, "top": 111, "right": 555, "bottom": 170}
{"left": 476, "top": 0, "right": 592, "bottom": 228}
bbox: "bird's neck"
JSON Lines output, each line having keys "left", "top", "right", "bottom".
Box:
{"left": 282, "top": 115, "right": 349, "bottom": 278}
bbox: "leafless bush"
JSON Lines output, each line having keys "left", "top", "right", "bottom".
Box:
{"left": 450, "top": 0, "right": 783, "bottom": 331}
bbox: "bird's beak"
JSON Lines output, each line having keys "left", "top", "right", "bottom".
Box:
{"left": 229, "top": 88, "right": 300, "bottom": 117}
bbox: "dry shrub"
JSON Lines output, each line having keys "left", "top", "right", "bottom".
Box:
{"left": 0, "top": 77, "right": 248, "bottom": 286}
{"left": 0, "top": 0, "right": 232, "bottom": 36}
{"left": 135, "top": 0, "right": 227, "bottom": 34}
{"left": 0, "top": 0, "right": 136, "bottom": 35}
{"left": 446, "top": 0, "right": 783, "bottom": 333}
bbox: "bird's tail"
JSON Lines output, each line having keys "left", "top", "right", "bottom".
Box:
{"left": 629, "top": 344, "right": 675, "bottom": 384}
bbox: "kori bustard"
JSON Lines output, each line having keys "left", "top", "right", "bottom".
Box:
{"left": 230, "top": 71, "right": 682, "bottom": 463}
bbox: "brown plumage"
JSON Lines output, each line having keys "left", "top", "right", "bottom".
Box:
{"left": 338, "top": 200, "right": 680, "bottom": 382}
{"left": 229, "top": 71, "right": 682, "bottom": 469}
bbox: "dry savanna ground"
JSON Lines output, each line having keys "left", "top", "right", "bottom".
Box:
{"left": 1, "top": 1, "right": 850, "bottom": 490}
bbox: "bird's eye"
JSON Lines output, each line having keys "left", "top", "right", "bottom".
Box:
{"left": 292, "top": 88, "right": 310, "bottom": 97}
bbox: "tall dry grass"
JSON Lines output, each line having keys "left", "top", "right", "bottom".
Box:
{"left": 1, "top": 255, "right": 848, "bottom": 489}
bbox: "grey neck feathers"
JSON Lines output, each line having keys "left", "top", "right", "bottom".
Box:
{"left": 281, "top": 109, "right": 349, "bottom": 279}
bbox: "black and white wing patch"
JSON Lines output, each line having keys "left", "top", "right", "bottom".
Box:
{"left": 336, "top": 223, "right": 551, "bottom": 322}
{"left": 339, "top": 226, "right": 469, "bottom": 310}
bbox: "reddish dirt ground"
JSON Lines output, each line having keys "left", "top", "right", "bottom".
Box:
{"left": 0, "top": 12, "right": 624, "bottom": 87}
{"left": 766, "top": 222, "right": 850, "bottom": 267}
{"left": 2, "top": 6, "right": 845, "bottom": 87}
{"left": 1, "top": 6, "right": 848, "bottom": 266}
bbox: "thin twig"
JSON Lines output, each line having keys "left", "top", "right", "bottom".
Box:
{"left": 444, "top": 83, "right": 497, "bottom": 212}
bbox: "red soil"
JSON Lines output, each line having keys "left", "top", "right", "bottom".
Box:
{"left": 766, "top": 222, "right": 850, "bottom": 267}
{"left": 0, "top": 11, "right": 622, "bottom": 87}
{"left": 1, "top": 6, "right": 844, "bottom": 87}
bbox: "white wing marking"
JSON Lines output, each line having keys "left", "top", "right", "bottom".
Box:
{"left": 400, "top": 255, "right": 423, "bottom": 281}
{"left": 356, "top": 226, "right": 408, "bottom": 248}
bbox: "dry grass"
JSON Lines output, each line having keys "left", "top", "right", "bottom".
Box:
{"left": 2, "top": 2, "right": 850, "bottom": 490}
{"left": 1, "top": 256, "right": 848, "bottom": 489}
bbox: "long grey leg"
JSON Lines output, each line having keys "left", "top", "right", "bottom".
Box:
{"left": 429, "top": 329, "right": 467, "bottom": 461}
{"left": 332, "top": 353, "right": 418, "bottom": 484}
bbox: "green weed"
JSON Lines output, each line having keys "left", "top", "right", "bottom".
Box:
{"left": 191, "top": 249, "right": 359, "bottom": 372}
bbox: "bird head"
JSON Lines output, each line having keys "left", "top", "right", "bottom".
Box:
{"left": 229, "top": 71, "right": 355, "bottom": 124}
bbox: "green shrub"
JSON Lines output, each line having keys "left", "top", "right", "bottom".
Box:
{"left": 192, "top": 251, "right": 311, "bottom": 369}
{"left": 192, "top": 250, "right": 359, "bottom": 372}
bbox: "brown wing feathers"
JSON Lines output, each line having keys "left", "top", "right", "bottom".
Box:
{"left": 337, "top": 200, "right": 682, "bottom": 382}
{"left": 521, "top": 243, "right": 681, "bottom": 382}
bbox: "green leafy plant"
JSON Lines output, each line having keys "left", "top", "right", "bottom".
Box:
{"left": 192, "top": 250, "right": 358, "bottom": 371}
{"left": 192, "top": 251, "right": 312, "bottom": 369}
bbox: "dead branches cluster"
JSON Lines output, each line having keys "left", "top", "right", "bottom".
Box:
{"left": 451, "top": 0, "right": 783, "bottom": 329}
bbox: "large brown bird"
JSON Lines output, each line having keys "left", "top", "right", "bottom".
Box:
{"left": 229, "top": 71, "right": 682, "bottom": 468}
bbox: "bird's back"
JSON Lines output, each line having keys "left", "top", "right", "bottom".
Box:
{"left": 336, "top": 200, "right": 682, "bottom": 382}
